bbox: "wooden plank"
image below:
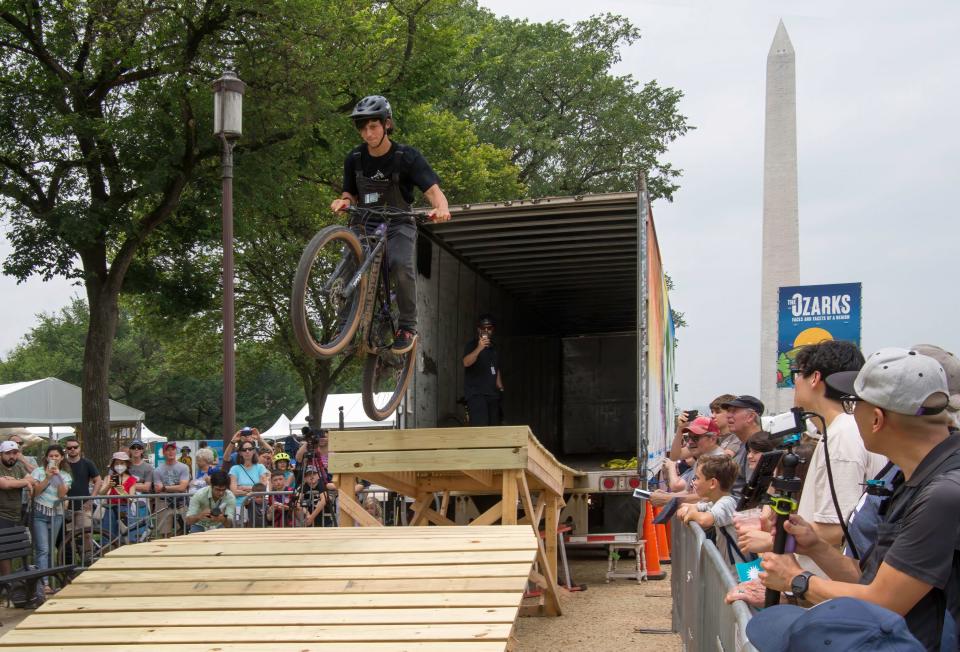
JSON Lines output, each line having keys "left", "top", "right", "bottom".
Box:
{"left": 333, "top": 474, "right": 355, "bottom": 527}
{"left": 178, "top": 525, "right": 532, "bottom": 539}
{"left": 501, "top": 470, "right": 518, "bottom": 526}
{"left": 329, "top": 427, "right": 529, "bottom": 452}
{"left": 83, "top": 549, "right": 537, "bottom": 569}
{"left": 106, "top": 537, "right": 535, "bottom": 557}
{"left": 338, "top": 492, "right": 385, "bottom": 527}
{"left": 516, "top": 472, "right": 560, "bottom": 616}
{"left": 73, "top": 564, "right": 535, "bottom": 584}
{"left": 408, "top": 494, "right": 432, "bottom": 526}
{"left": 57, "top": 577, "right": 528, "bottom": 598}
{"left": 439, "top": 490, "right": 451, "bottom": 515}
{"left": 422, "top": 506, "right": 457, "bottom": 527}
{"left": 0, "top": 642, "right": 508, "bottom": 651}
{"left": 469, "top": 501, "right": 503, "bottom": 526}
{"left": 462, "top": 469, "right": 496, "bottom": 488}
{"left": 20, "top": 607, "right": 519, "bottom": 628}
{"left": 0, "top": 623, "right": 514, "bottom": 644}
{"left": 329, "top": 447, "right": 526, "bottom": 474}
{"left": 37, "top": 592, "right": 524, "bottom": 613}
{"left": 357, "top": 471, "right": 420, "bottom": 497}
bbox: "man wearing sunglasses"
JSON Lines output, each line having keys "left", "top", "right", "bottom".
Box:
{"left": 463, "top": 314, "right": 504, "bottom": 426}
{"left": 329, "top": 94, "right": 451, "bottom": 354}
{"left": 791, "top": 342, "right": 886, "bottom": 560}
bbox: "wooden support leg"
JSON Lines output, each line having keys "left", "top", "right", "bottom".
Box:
{"left": 469, "top": 500, "right": 503, "bottom": 526}
{"left": 409, "top": 494, "right": 432, "bottom": 526}
{"left": 438, "top": 490, "right": 450, "bottom": 517}
{"left": 333, "top": 474, "right": 356, "bottom": 527}
{"left": 545, "top": 494, "right": 560, "bottom": 584}
{"left": 501, "top": 470, "right": 518, "bottom": 525}
{"left": 516, "top": 472, "right": 561, "bottom": 616}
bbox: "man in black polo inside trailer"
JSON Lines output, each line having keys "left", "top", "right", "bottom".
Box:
{"left": 462, "top": 314, "right": 504, "bottom": 426}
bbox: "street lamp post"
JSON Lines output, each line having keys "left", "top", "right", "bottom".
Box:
{"left": 212, "top": 69, "right": 246, "bottom": 448}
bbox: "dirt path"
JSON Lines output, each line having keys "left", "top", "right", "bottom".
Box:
{"left": 514, "top": 549, "right": 681, "bottom": 651}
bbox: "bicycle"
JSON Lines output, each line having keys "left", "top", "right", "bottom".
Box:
{"left": 291, "top": 205, "right": 425, "bottom": 421}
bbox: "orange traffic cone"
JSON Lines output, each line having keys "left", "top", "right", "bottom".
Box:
{"left": 653, "top": 506, "right": 671, "bottom": 564}
{"left": 643, "top": 502, "right": 666, "bottom": 580}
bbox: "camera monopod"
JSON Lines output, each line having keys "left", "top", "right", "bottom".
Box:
{"left": 735, "top": 407, "right": 807, "bottom": 607}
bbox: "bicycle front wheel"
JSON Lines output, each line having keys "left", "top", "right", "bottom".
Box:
{"left": 362, "top": 341, "right": 417, "bottom": 421}
{"left": 292, "top": 226, "right": 366, "bottom": 359}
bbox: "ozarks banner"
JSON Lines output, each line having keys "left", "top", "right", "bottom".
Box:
{"left": 777, "top": 283, "right": 862, "bottom": 388}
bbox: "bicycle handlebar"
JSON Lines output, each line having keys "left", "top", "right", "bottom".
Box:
{"left": 343, "top": 205, "right": 430, "bottom": 225}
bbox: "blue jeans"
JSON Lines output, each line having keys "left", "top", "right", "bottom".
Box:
{"left": 32, "top": 511, "right": 63, "bottom": 584}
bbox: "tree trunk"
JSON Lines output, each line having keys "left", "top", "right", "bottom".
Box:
{"left": 81, "top": 278, "right": 120, "bottom": 476}
{"left": 304, "top": 364, "right": 331, "bottom": 433}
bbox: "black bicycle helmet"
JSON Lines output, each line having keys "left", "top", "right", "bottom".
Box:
{"left": 478, "top": 314, "right": 496, "bottom": 327}
{"left": 350, "top": 95, "right": 392, "bottom": 122}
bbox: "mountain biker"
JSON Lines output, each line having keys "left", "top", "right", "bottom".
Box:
{"left": 329, "top": 95, "right": 451, "bottom": 353}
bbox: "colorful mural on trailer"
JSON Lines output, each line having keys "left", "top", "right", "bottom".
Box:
{"left": 646, "top": 205, "right": 676, "bottom": 463}
{"left": 777, "top": 282, "right": 862, "bottom": 388}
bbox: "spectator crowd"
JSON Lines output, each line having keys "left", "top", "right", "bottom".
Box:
{"left": 660, "top": 341, "right": 960, "bottom": 652}
{"left": 0, "top": 425, "right": 384, "bottom": 595}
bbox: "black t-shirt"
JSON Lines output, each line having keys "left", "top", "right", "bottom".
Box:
{"left": 342, "top": 143, "right": 439, "bottom": 205}
{"left": 66, "top": 457, "right": 100, "bottom": 498}
{"left": 859, "top": 435, "right": 960, "bottom": 650}
{"left": 464, "top": 339, "right": 499, "bottom": 397}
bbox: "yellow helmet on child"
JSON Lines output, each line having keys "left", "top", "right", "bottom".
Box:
{"left": 273, "top": 452, "right": 291, "bottom": 464}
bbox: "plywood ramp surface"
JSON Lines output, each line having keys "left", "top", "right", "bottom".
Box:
{"left": 0, "top": 526, "right": 537, "bottom": 652}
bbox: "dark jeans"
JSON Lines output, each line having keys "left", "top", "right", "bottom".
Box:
{"left": 467, "top": 395, "right": 502, "bottom": 426}
{"left": 384, "top": 222, "right": 417, "bottom": 331}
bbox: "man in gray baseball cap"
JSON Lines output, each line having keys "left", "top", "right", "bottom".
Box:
{"left": 758, "top": 348, "right": 959, "bottom": 650}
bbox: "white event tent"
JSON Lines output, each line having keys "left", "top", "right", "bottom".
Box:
{"left": 260, "top": 414, "right": 291, "bottom": 441}
{"left": 290, "top": 392, "right": 396, "bottom": 432}
{"left": 0, "top": 378, "right": 144, "bottom": 430}
{"left": 138, "top": 424, "right": 167, "bottom": 443}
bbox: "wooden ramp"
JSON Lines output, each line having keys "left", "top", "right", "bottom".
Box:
{"left": 0, "top": 526, "right": 537, "bottom": 651}
{"left": 329, "top": 426, "right": 580, "bottom": 616}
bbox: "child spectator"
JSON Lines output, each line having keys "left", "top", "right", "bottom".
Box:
{"left": 267, "top": 471, "right": 295, "bottom": 527}
{"left": 96, "top": 451, "right": 138, "bottom": 544}
{"left": 272, "top": 452, "right": 296, "bottom": 489}
{"left": 243, "top": 482, "right": 268, "bottom": 527}
{"left": 677, "top": 455, "right": 748, "bottom": 566}
{"left": 299, "top": 466, "right": 328, "bottom": 527}
{"left": 744, "top": 431, "right": 775, "bottom": 475}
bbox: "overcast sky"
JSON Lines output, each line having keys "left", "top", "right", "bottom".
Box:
{"left": 2, "top": 0, "right": 958, "bottom": 413}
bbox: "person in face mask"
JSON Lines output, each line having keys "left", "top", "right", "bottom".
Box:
{"left": 97, "top": 451, "right": 138, "bottom": 545}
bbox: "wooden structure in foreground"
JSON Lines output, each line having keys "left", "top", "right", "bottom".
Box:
{"left": 329, "top": 426, "right": 579, "bottom": 616}
{"left": 0, "top": 526, "right": 536, "bottom": 651}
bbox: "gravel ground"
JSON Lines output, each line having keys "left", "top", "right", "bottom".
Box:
{"left": 514, "top": 549, "right": 681, "bottom": 651}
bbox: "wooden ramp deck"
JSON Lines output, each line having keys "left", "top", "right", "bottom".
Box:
{"left": 329, "top": 426, "right": 580, "bottom": 616}
{"left": 0, "top": 526, "right": 537, "bottom": 652}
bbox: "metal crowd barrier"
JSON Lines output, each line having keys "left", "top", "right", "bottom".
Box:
{"left": 38, "top": 489, "right": 407, "bottom": 574}
{"left": 671, "top": 520, "right": 757, "bottom": 652}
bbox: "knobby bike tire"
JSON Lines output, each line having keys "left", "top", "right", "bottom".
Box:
{"left": 291, "top": 226, "right": 366, "bottom": 359}
{"left": 361, "top": 338, "right": 418, "bottom": 421}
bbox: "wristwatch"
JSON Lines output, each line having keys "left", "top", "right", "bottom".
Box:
{"left": 790, "top": 571, "right": 814, "bottom": 600}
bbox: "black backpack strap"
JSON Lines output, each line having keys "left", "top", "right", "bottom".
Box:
{"left": 720, "top": 525, "right": 755, "bottom": 564}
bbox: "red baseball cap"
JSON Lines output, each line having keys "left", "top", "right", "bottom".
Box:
{"left": 162, "top": 442, "right": 177, "bottom": 451}
{"left": 682, "top": 416, "right": 720, "bottom": 436}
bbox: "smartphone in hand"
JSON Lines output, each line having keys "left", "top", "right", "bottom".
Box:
{"left": 633, "top": 488, "right": 652, "bottom": 500}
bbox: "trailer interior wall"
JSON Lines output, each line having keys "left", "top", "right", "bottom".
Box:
{"left": 406, "top": 238, "right": 561, "bottom": 448}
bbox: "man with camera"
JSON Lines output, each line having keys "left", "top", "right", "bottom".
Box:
{"left": 185, "top": 471, "right": 236, "bottom": 533}
{"left": 462, "top": 314, "right": 504, "bottom": 427}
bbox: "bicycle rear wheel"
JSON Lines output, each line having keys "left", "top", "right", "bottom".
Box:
{"left": 292, "top": 226, "right": 366, "bottom": 359}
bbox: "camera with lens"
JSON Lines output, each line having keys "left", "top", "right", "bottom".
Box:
{"left": 301, "top": 415, "right": 326, "bottom": 445}
{"left": 210, "top": 505, "right": 222, "bottom": 517}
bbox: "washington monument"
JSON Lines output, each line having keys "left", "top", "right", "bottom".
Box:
{"left": 760, "top": 20, "right": 800, "bottom": 414}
